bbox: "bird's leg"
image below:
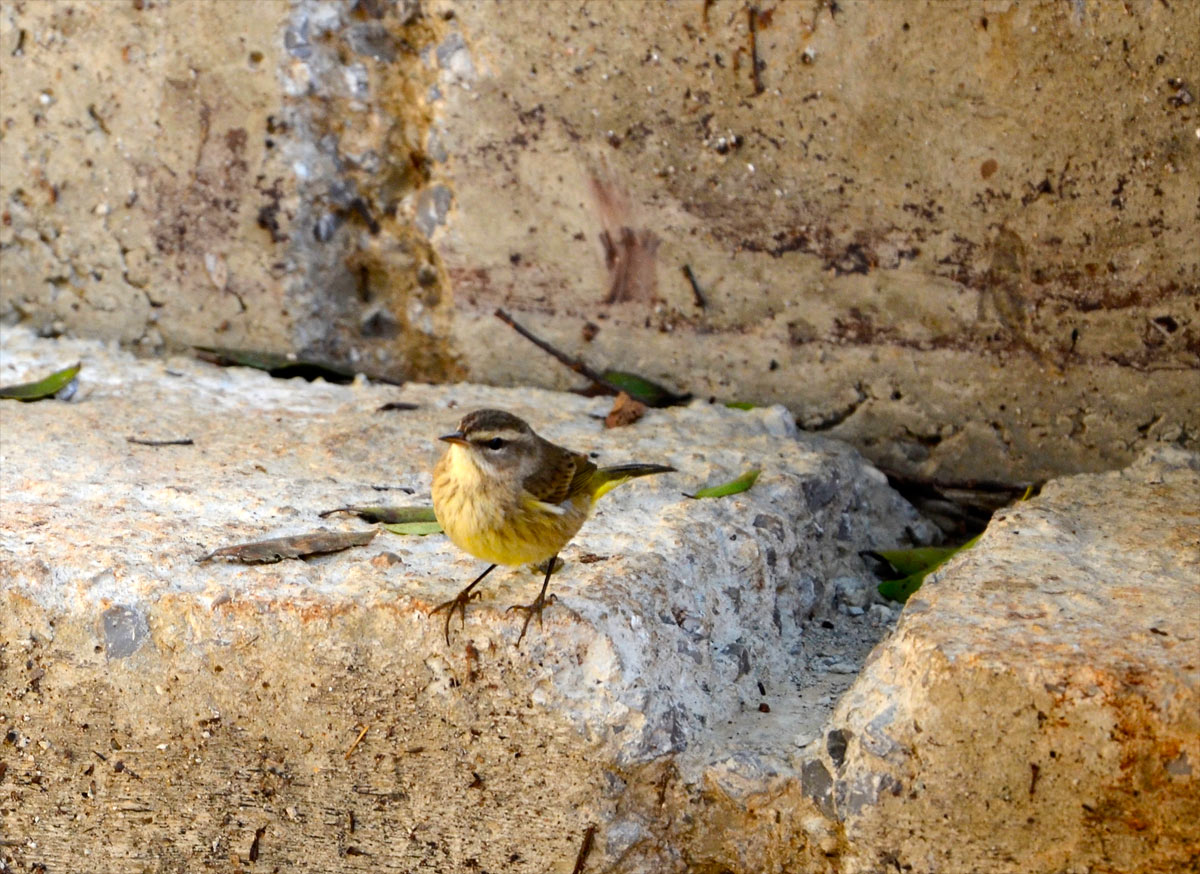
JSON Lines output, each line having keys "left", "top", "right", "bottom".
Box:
{"left": 507, "top": 554, "right": 559, "bottom": 647}
{"left": 429, "top": 563, "right": 497, "bottom": 645}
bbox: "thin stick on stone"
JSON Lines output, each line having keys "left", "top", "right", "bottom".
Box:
{"left": 571, "top": 824, "right": 597, "bottom": 874}
{"left": 493, "top": 308, "right": 620, "bottom": 395}
{"left": 748, "top": 6, "right": 765, "bottom": 95}
{"left": 681, "top": 264, "right": 706, "bottom": 308}
{"left": 344, "top": 723, "right": 370, "bottom": 760}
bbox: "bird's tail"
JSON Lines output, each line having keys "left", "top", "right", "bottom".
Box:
{"left": 591, "top": 463, "right": 675, "bottom": 501}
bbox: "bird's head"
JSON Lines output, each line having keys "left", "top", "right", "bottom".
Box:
{"left": 439, "top": 409, "right": 542, "bottom": 480}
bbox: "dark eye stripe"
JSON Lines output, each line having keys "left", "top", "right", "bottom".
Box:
{"left": 469, "top": 435, "right": 508, "bottom": 450}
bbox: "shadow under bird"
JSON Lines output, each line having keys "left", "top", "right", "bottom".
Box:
{"left": 430, "top": 409, "right": 675, "bottom": 645}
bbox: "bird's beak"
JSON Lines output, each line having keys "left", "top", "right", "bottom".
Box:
{"left": 439, "top": 430, "right": 469, "bottom": 446}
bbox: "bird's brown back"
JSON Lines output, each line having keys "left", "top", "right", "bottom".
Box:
{"left": 522, "top": 437, "right": 596, "bottom": 505}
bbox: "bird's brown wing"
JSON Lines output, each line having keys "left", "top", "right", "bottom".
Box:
{"left": 523, "top": 440, "right": 596, "bottom": 505}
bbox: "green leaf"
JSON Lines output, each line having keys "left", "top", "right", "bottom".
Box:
{"left": 874, "top": 534, "right": 981, "bottom": 602}
{"left": 0, "top": 362, "right": 81, "bottom": 401}
{"left": 876, "top": 571, "right": 930, "bottom": 603}
{"left": 684, "top": 469, "right": 761, "bottom": 499}
{"left": 724, "top": 401, "right": 757, "bottom": 410}
{"left": 600, "top": 369, "right": 691, "bottom": 407}
{"left": 382, "top": 521, "right": 444, "bottom": 536}
{"left": 320, "top": 506, "right": 437, "bottom": 524}
{"left": 871, "top": 546, "right": 961, "bottom": 576}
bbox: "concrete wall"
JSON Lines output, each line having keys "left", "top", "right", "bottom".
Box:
{"left": 2, "top": 0, "right": 1197, "bottom": 482}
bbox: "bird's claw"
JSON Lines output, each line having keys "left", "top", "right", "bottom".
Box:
{"left": 429, "top": 589, "right": 482, "bottom": 645}
{"left": 506, "top": 593, "right": 557, "bottom": 646}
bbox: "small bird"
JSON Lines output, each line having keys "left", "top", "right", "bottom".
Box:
{"left": 430, "top": 408, "right": 674, "bottom": 645}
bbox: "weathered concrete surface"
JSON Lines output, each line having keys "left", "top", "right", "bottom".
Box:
{"left": 602, "top": 455, "right": 1200, "bottom": 874}
{"left": 432, "top": 0, "right": 1200, "bottom": 486}
{"left": 0, "top": 0, "right": 459, "bottom": 379}
{"left": 821, "top": 446, "right": 1200, "bottom": 873}
{"left": 0, "top": 327, "right": 929, "bottom": 872}
{"left": 0, "top": 0, "right": 297, "bottom": 348}
{"left": 3, "top": 328, "right": 1197, "bottom": 873}
{"left": 3, "top": 1, "right": 1197, "bottom": 485}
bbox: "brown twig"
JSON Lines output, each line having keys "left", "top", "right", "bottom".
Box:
{"left": 248, "top": 825, "right": 266, "bottom": 862}
{"left": 748, "top": 6, "right": 765, "bottom": 95}
{"left": 494, "top": 309, "right": 619, "bottom": 395}
{"left": 571, "top": 824, "right": 597, "bottom": 874}
{"left": 681, "top": 264, "right": 706, "bottom": 308}
{"left": 127, "top": 437, "right": 195, "bottom": 446}
{"left": 345, "top": 723, "right": 370, "bottom": 760}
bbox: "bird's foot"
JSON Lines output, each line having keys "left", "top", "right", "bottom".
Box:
{"left": 506, "top": 592, "right": 558, "bottom": 647}
{"left": 429, "top": 587, "right": 483, "bottom": 645}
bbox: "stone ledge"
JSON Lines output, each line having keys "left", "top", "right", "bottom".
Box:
{"left": 2, "top": 329, "right": 1194, "bottom": 872}
{"left": 821, "top": 446, "right": 1200, "bottom": 873}
{"left": 0, "top": 328, "right": 924, "bottom": 872}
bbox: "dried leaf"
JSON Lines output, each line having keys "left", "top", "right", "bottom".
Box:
{"left": 0, "top": 362, "right": 81, "bottom": 401}
{"left": 381, "top": 521, "right": 444, "bottom": 536}
{"left": 319, "top": 505, "right": 437, "bottom": 524}
{"left": 197, "top": 529, "right": 377, "bottom": 564}
{"left": 604, "top": 391, "right": 647, "bottom": 428}
{"left": 684, "top": 469, "right": 761, "bottom": 499}
{"left": 193, "top": 347, "right": 387, "bottom": 385}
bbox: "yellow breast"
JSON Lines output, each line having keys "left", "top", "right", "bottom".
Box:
{"left": 432, "top": 446, "right": 590, "bottom": 566}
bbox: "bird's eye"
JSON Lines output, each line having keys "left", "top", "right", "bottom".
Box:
{"left": 486, "top": 437, "right": 506, "bottom": 450}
